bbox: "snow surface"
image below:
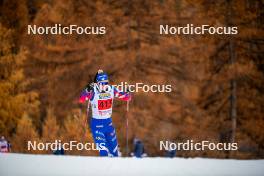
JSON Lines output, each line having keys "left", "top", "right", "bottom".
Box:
{"left": 0, "top": 153, "right": 263, "bottom": 176}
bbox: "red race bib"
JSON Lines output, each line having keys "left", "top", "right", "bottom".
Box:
{"left": 98, "top": 99, "right": 112, "bottom": 110}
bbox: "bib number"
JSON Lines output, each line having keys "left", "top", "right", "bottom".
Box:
{"left": 98, "top": 99, "right": 112, "bottom": 110}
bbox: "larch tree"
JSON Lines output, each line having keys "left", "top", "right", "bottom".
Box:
{"left": 11, "top": 113, "right": 39, "bottom": 153}
{"left": 198, "top": 0, "right": 264, "bottom": 158}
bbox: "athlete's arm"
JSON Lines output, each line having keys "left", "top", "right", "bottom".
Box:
{"left": 79, "top": 83, "right": 95, "bottom": 103}
{"left": 113, "top": 86, "right": 131, "bottom": 101}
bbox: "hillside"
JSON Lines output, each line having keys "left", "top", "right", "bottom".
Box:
{"left": 0, "top": 0, "right": 263, "bottom": 158}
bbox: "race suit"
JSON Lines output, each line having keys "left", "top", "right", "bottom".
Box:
{"left": 79, "top": 84, "right": 130, "bottom": 156}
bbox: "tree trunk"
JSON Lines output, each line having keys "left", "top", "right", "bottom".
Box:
{"left": 229, "top": 40, "right": 237, "bottom": 143}
{"left": 226, "top": 0, "right": 237, "bottom": 143}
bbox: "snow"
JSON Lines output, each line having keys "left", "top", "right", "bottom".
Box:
{"left": 0, "top": 153, "right": 263, "bottom": 176}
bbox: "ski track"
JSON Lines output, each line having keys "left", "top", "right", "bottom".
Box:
{"left": 0, "top": 153, "right": 263, "bottom": 176}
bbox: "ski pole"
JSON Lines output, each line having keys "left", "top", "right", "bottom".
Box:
{"left": 126, "top": 100, "right": 129, "bottom": 156}
{"left": 80, "top": 99, "right": 90, "bottom": 145}
{"left": 85, "top": 99, "right": 90, "bottom": 127}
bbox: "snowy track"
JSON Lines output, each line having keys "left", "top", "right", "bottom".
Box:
{"left": 0, "top": 153, "right": 263, "bottom": 176}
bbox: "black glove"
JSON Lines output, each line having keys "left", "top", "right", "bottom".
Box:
{"left": 85, "top": 83, "right": 95, "bottom": 92}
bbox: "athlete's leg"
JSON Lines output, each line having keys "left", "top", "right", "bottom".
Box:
{"left": 90, "top": 119, "right": 108, "bottom": 156}
{"left": 105, "top": 122, "right": 119, "bottom": 157}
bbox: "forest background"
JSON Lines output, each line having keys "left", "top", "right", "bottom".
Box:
{"left": 0, "top": 0, "right": 263, "bottom": 158}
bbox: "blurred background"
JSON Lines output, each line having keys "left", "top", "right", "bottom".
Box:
{"left": 0, "top": 0, "right": 263, "bottom": 159}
